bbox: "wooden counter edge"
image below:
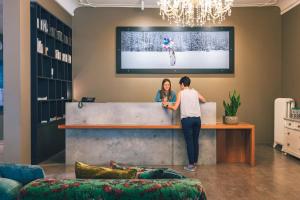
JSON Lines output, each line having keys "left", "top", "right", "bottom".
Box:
{"left": 58, "top": 123, "right": 255, "bottom": 130}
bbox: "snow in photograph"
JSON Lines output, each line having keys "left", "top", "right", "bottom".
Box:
{"left": 121, "top": 31, "right": 230, "bottom": 69}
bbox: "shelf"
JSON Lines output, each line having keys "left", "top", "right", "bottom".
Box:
{"left": 31, "top": 2, "right": 72, "bottom": 164}
{"left": 284, "top": 118, "right": 300, "bottom": 123}
{"left": 37, "top": 99, "right": 72, "bottom": 102}
{"left": 38, "top": 118, "right": 65, "bottom": 127}
{"left": 37, "top": 76, "right": 72, "bottom": 82}
{"left": 37, "top": 52, "right": 72, "bottom": 64}
{"left": 38, "top": 29, "right": 71, "bottom": 47}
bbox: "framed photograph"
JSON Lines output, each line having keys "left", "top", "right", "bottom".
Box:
{"left": 116, "top": 27, "right": 234, "bottom": 74}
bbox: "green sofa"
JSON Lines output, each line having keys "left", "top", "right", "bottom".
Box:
{"left": 0, "top": 164, "right": 207, "bottom": 200}
{"left": 20, "top": 178, "right": 207, "bottom": 200}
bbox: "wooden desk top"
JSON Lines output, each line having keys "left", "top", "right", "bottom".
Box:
{"left": 58, "top": 123, "right": 254, "bottom": 130}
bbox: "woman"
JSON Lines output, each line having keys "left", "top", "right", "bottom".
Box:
{"left": 163, "top": 76, "right": 206, "bottom": 172}
{"left": 154, "top": 79, "right": 176, "bottom": 102}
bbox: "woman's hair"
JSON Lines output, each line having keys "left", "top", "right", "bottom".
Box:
{"left": 179, "top": 76, "right": 191, "bottom": 87}
{"left": 160, "top": 79, "right": 172, "bottom": 101}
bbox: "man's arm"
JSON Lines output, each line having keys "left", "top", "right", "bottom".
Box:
{"left": 199, "top": 93, "right": 206, "bottom": 103}
{"left": 163, "top": 92, "right": 181, "bottom": 111}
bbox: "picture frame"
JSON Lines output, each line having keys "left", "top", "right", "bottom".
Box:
{"left": 116, "top": 26, "right": 234, "bottom": 74}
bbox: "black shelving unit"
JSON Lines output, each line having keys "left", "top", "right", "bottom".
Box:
{"left": 30, "top": 3, "right": 72, "bottom": 164}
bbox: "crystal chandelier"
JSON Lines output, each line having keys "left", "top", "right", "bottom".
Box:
{"left": 157, "top": 0, "right": 234, "bottom": 26}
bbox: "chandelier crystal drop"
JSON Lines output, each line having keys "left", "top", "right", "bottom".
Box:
{"left": 157, "top": 0, "right": 234, "bottom": 26}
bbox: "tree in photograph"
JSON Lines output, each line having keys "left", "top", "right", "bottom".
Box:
{"left": 121, "top": 31, "right": 229, "bottom": 52}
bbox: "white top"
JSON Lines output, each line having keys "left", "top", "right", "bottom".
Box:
{"left": 180, "top": 88, "right": 201, "bottom": 119}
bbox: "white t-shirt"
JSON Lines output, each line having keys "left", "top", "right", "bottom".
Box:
{"left": 180, "top": 88, "right": 201, "bottom": 119}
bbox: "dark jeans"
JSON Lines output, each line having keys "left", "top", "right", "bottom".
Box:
{"left": 181, "top": 117, "right": 201, "bottom": 165}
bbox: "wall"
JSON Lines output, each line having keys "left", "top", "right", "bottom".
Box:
{"left": 0, "top": 0, "right": 3, "bottom": 140}
{"left": 3, "top": 0, "right": 71, "bottom": 163}
{"left": 0, "top": 0, "right": 2, "bottom": 33}
{"left": 0, "top": 0, "right": 70, "bottom": 142}
{"left": 282, "top": 4, "right": 300, "bottom": 104}
{"left": 73, "top": 7, "right": 282, "bottom": 144}
{"left": 3, "top": 0, "right": 31, "bottom": 163}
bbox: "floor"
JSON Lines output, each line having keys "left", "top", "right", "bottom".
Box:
{"left": 39, "top": 145, "right": 299, "bottom": 199}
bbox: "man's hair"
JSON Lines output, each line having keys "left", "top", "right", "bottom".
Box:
{"left": 179, "top": 76, "right": 191, "bottom": 87}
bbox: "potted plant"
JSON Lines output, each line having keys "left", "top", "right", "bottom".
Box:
{"left": 223, "top": 90, "right": 241, "bottom": 124}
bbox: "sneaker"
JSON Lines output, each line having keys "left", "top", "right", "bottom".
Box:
{"left": 184, "top": 166, "right": 195, "bottom": 172}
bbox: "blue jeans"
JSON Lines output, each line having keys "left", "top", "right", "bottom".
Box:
{"left": 181, "top": 117, "right": 201, "bottom": 165}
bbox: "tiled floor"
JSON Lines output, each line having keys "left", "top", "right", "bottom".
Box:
{"left": 41, "top": 145, "right": 300, "bottom": 200}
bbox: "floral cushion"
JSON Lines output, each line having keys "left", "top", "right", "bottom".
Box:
{"left": 75, "top": 161, "right": 137, "bottom": 179}
{"left": 20, "top": 178, "right": 207, "bottom": 200}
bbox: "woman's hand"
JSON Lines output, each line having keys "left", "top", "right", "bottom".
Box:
{"left": 162, "top": 101, "right": 169, "bottom": 108}
{"left": 162, "top": 92, "right": 181, "bottom": 111}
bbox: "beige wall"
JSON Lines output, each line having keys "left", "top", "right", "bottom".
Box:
{"left": 73, "top": 7, "right": 282, "bottom": 144}
{"left": 0, "top": 0, "right": 3, "bottom": 140}
{"left": 0, "top": 0, "right": 3, "bottom": 33}
{"left": 282, "top": 4, "right": 300, "bottom": 104}
{"left": 3, "top": 0, "right": 31, "bottom": 163}
{"left": 3, "top": 0, "right": 71, "bottom": 163}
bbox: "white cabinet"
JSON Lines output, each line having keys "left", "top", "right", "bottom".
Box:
{"left": 274, "top": 98, "right": 294, "bottom": 147}
{"left": 283, "top": 118, "right": 300, "bottom": 158}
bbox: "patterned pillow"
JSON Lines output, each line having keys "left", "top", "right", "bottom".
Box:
{"left": 0, "top": 178, "right": 22, "bottom": 200}
{"left": 0, "top": 164, "right": 45, "bottom": 185}
{"left": 138, "top": 168, "right": 186, "bottom": 179}
{"left": 110, "top": 160, "right": 146, "bottom": 172}
{"left": 75, "top": 161, "right": 137, "bottom": 179}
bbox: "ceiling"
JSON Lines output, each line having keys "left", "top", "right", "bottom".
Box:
{"left": 78, "top": 0, "right": 278, "bottom": 7}
{"left": 55, "top": 0, "right": 300, "bottom": 16}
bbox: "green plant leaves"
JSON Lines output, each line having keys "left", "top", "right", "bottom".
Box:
{"left": 223, "top": 90, "right": 241, "bottom": 116}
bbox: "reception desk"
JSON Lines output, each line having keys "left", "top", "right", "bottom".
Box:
{"left": 61, "top": 102, "right": 255, "bottom": 166}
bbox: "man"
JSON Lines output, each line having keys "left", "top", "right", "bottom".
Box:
{"left": 163, "top": 76, "right": 206, "bottom": 171}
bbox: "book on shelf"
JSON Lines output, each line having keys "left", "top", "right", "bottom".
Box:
{"left": 37, "top": 96, "right": 48, "bottom": 101}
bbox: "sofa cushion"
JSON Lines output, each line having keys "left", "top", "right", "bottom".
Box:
{"left": 110, "top": 161, "right": 185, "bottom": 179}
{"left": 0, "top": 164, "right": 45, "bottom": 185}
{"left": 75, "top": 161, "right": 137, "bottom": 179}
{"left": 0, "top": 178, "right": 22, "bottom": 200}
{"left": 20, "top": 178, "right": 207, "bottom": 200}
{"left": 138, "top": 168, "right": 186, "bottom": 179}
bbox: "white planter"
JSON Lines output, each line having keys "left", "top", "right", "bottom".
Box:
{"left": 224, "top": 116, "right": 239, "bottom": 125}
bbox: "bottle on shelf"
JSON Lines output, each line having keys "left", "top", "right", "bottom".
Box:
{"left": 49, "top": 27, "right": 56, "bottom": 38}
{"left": 68, "top": 55, "right": 72, "bottom": 64}
{"left": 44, "top": 46, "right": 49, "bottom": 56}
{"left": 37, "top": 18, "right": 40, "bottom": 29}
{"left": 55, "top": 49, "right": 62, "bottom": 60}
{"left": 56, "top": 30, "right": 63, "bottom": 41}
{"left": 37, "top": 38, "right": 44, "bottom": 54}
{"left": 40, "top": 19, "right": 48, "bottom": 33}
{"left": 51, "top": 67, "right": 54, "bottom": 79}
